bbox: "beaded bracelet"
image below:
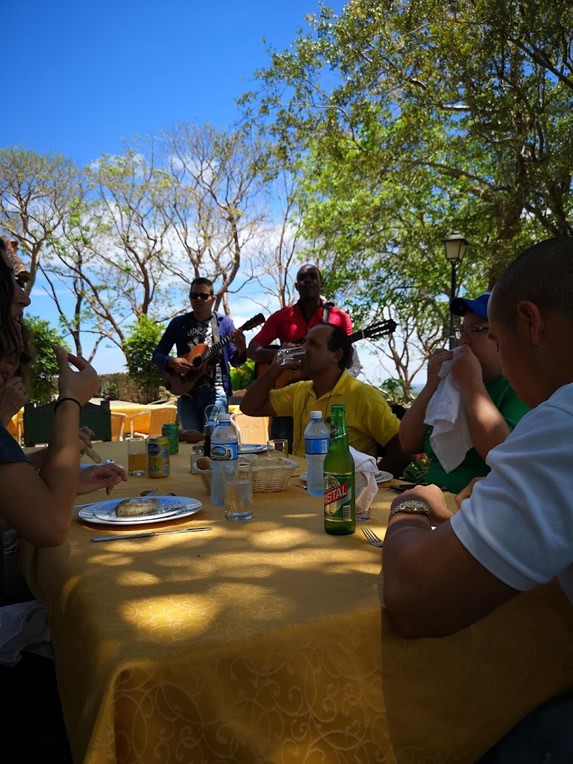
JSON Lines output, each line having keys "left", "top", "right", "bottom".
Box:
{"left": 53, "top": 396, "right": 82, "bottom": 413}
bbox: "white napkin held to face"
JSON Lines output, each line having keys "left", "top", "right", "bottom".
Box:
{"left": 349, "top": 446, "right": 379, "bottom": 513}
{"left": 423, "top": 349, "right": 472, "bottom": 473}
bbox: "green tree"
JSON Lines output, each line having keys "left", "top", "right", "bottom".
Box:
{"left": 24, "top": 316, "right": 68, "bottom": 404}
{"left": 240, "top": 0, "right": 572, "bottom": 395}
{"left": 0, "top": 148, "right": 83, "bottom": 292}
{"left": 123, "top": 316, "right": 164, "bottom": 403}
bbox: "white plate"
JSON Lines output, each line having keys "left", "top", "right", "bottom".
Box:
{"left": 77, "top": 496, "right": 203, "bottom": 526}
{"left": 239, "top": 443, "right": 270, "bottom": 454}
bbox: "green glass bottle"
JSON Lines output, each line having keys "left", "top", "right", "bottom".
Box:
{"left": 323, "top": 404, "right": 355, "bottom": 535}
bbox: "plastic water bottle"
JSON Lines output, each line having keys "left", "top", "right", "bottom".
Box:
{"left": 304, "top": 410, "right": 330, "bottom": 496}
{"left": 210, "top": 413, "right": 239, "bottom": 506}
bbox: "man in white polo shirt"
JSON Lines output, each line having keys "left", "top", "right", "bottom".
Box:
{"left": 382, "top": 236, "right": 573, "bottom": 760}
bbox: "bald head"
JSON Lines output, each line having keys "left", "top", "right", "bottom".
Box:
{"left": 490, "top": 237, "right": 573, "bottom": 328}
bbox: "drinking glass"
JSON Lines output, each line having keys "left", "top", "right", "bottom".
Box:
{"left": 190, "top": 443, "right": 204, "bottom": 473}
{"left": 126, "top": 436, "right": 148, "bottom": 477}
{"left": 223, "top": 461, "right": 253, "bottom": 521}
{"left": 267, "top": 439, "right": 289, "bottom": 457}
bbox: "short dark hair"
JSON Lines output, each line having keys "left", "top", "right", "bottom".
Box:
{"left": 326, "top": 324, "right": 354, "bottom": 370}
{"left": 296, "top": 263, "right": 321, "bottom": 283}
{"left": 490, "top": 237, "right": 573, "bottom": 328}
{"left": 190, "top": 277, "right": 214, "bottom": 296}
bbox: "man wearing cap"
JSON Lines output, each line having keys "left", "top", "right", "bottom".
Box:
{"left": 398, "top": 291, "right": 529, "bottom": 493}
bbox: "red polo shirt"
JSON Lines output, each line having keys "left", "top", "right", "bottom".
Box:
{"left": 252, "top": 301, "right": 352, "bottom": 347}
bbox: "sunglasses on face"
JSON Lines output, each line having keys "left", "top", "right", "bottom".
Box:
{"left": 190, "top": 292, "right": 213, "bottom": 301}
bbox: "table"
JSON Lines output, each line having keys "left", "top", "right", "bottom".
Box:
{"left": 19, "top": 447, "right": 573, "bottom": 764}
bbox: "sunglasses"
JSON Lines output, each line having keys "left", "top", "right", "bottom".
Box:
{"left": 190, "top": 292, "right": 213, "bottom": 301}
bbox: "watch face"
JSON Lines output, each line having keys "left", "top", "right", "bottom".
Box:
{"left": 400, "top": 500, "right": 427, "bottom": 511}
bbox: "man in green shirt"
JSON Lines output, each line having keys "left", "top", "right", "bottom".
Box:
{"left": 399, "top": 292, "right": 530, "bottom": 493}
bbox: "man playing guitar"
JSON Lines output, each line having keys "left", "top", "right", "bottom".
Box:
{"left": 247, "top": 264, "right": 352, "bottom": 448}
{"left": 152, "top": 277, "right": 247, "bottom": 432}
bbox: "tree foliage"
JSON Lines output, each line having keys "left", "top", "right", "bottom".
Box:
{"left": 240, "top": 0, "right": 572, "bottom": 395}
{"left": 123, "top": 315, "right": 164, "bottom": 403}
{"left": 24, "top": 316, "right": 68, "bottom": 404}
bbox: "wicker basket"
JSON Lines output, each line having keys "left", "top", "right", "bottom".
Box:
{"left": 194, "top": 456, "right": 298, "bottom": 493}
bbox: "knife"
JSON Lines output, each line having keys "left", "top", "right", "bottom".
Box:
{"left": 91, "top": 526, "right": 212, "bottom": 542}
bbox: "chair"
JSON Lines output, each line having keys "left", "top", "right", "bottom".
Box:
{"left": 130, "top": 407, "right": 177, "bottom": 438}
{"left": 6, "top": 409, "right": 23, "bottom": 444}
{"left": 23, "top": 400, "right": 112, "bottom": 447}
{"left": 111, "top": 412, "right": 128, "bottom": 441}
{"left": 232, "top": 412, "right": 270, "bottom": 444}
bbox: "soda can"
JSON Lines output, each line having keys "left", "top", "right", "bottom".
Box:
{"left": 148, "top": 436, "right": 170, "bottom": 478}
{"left": 161, "top": 422, "right": 179, "bottom": 455}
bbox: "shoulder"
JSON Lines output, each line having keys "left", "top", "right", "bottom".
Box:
{"left": 166, "top": 314, "right": 189, "bottom": 330}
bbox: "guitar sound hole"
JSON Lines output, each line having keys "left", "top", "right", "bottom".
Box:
{"left": 192, "top": 357, "right": 203, "bottom": 368}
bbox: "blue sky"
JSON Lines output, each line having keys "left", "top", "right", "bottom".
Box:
{"left": 2, "top": 0, "right": 344, "bottom": 165}
{"left": 1, "top": 0, "right": 402, "bottom": 384}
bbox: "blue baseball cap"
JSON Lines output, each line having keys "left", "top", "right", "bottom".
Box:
{"left": 450, "top": 291, "right": 491, "bottom": 320}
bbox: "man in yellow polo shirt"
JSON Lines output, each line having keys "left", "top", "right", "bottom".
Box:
{"left": 240, "top": 324, "right": 411, "bottom": 476}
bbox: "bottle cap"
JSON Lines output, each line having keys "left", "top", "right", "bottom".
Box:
{"left": 310, "top": 410, "right": 322, "bottom": 419}
{"left": 217, "top": 413, "right": 231, "bottom": 421}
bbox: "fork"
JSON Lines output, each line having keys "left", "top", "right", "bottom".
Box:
{"left": 361, "top": 527, "right": 384, "bottom": 547}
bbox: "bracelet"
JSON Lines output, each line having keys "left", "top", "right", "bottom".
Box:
{"left": 54, "top": 396, "right": 82, "bottom": 413}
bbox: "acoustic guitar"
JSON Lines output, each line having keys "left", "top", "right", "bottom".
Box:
{"left": 254, "top": 318, "right": 398, "bottom": 389}
{"left": 163, "top": 313, "right": 265, "bottom": 397}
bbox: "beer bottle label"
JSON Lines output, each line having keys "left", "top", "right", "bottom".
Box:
{"left": 324, "top": 473, "right": 354, "bottom": 522}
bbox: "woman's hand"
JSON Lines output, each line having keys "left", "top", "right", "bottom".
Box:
{"left": 77, "top": 462, "right": 127, "bottom": 496}
{"left": 55, "top": 347, "right": 99, "bottom": 405}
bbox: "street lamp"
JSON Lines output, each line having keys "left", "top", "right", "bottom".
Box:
{"left": 444, "top": 233, "right": 469, "bottom": 350}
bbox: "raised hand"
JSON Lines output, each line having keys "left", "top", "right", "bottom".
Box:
{"left": 55, "top": 346, "right": 99, "bottom": 405}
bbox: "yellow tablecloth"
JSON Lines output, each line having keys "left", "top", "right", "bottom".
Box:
{"left": 19, "top": 447, "right": 573, "bottom": 763}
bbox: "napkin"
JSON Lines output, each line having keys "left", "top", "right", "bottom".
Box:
{"left": 424, "top": 351, "right": 472, "bottom": 473}
{"left": 349, "top": 446, "right": 379, "bottom": 515}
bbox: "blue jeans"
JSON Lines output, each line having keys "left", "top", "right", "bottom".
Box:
{"left": 177, "top": 385, "right": 228, "bottom": 432}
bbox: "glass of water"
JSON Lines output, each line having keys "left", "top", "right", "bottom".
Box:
{"left": 223, "top": 460, "right": 253, "bottom": 521}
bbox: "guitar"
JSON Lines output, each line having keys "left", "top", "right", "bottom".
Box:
{"left": 254, "top": 317, "right": 398, "bottom": 389}
{"left": 163, "top": 313, "right": 265, "bottom": 396}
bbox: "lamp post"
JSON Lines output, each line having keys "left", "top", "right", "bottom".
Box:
{"left": 444, "top": 233, "right": 469, "bottom": 350}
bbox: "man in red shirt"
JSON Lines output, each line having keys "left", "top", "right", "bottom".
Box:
{"left": 247, "top": 264, "right": 353, "bottom": 448}
{"left": 247, "top": 264, "right": 352, "bottom": 364}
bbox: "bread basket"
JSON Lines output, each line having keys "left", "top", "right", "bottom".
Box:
{"left": 194, "top": 456, "right": 298, "bottom": 493}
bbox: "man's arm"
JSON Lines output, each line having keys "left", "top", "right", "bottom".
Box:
{"left": 239, "top": 363, "right": 282, "bottom": 418}
{"left": 450, "top": 347, "right": 510, "bottom": 460}
{"left": 382, "top": 484, "right": 518, "bottom": 638}
{"left": 378, "top": 434, "right": 412, "bottom": 477}
{"left": 152, "top": 319, "right": 193, "bottom": 375}
{"left": 247, "top": 313, "right": 282, "bottom": 364}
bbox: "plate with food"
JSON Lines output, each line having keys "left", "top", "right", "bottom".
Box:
{"left": 77, "top": 496, "right": 203, "bottom": 526}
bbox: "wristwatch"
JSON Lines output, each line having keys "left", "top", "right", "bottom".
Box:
{"left": 389, "top": 499, "right": 431, "bottom": 520}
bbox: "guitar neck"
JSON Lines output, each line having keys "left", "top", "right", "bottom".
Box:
{"left": 201, "top": 334, "right": 232, "bottom": 364}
